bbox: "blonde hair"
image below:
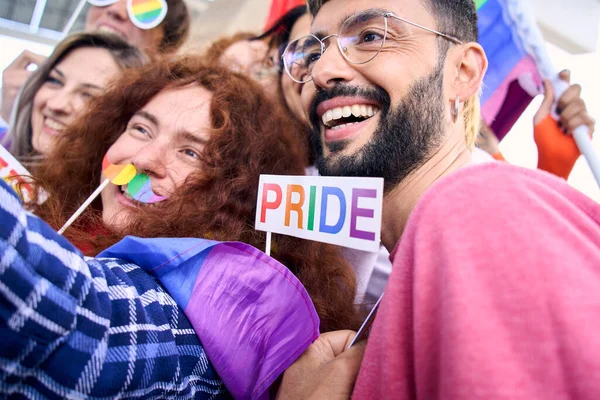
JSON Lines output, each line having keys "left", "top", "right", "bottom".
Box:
{"left": 463, "top": 92, "right": 481, "bottom": 149}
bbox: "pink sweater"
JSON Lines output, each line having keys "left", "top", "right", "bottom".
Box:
{"left": 353, "top": 162, "right": 600, "bottom": 399}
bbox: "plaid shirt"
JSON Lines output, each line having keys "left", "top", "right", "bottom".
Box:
{"left": 0, "top": 180, "right": 230, "bottom": 399}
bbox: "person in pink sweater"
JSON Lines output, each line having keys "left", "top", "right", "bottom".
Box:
{"left": 275, "top": 0, "right": 600, "bottom": 398}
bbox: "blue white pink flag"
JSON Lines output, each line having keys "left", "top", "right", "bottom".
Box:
{"left": 100, "top": 237, "right": 319, "bottom": 400}
{"left": 478, "top": 0, "right": 544, "bottom": 140}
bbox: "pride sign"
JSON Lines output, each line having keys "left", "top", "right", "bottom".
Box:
{"left": 255, "top": 175, "right": 383, "bottom": 252}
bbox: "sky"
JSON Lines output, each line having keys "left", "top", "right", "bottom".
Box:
{"left": 0, "top": 32, "right": 599, "bottom": 201}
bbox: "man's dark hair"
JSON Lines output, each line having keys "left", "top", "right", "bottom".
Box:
{"left": 307, "top": 0, "right": 478, "bottom": 43}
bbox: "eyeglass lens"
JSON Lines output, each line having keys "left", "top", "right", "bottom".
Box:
{"left": 283, "top": 11, "right": 388, "bottom": 83}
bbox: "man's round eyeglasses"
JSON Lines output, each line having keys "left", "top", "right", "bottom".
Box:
{"left": 281, "top": 10, "right": 463, "bottom": 84}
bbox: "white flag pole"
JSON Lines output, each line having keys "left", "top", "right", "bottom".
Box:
{"left": 265, "top": 231, "right": 272, "bottom": 256}
{"left": 58, "top": 178, "right": 109, "bottom": 235}
{"left": 347, "top": 293, "right": 384, "bottom": 349}
{"left": 505, "top": 0, "right": 600, "bottom": 187}
{"left": 62, "top": 0, "right": 87, "bottom": 36}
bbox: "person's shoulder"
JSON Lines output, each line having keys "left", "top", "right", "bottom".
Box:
{"left": 410, "top": 162, "right": 600, "bottom": 231}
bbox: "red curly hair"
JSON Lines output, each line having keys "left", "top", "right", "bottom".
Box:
{"left": 33, "top": 57, "right": 358, "bottom": 332}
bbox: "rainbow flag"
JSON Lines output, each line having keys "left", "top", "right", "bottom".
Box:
{"left": 99, "top": 237, "right": 319, "bottom": 399}
{"left": 478, "top": 0, "right": 544, "bottom": 140}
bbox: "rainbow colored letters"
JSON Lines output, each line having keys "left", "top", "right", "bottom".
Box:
{"left": 255, "top": 175, "right": 383, "bottom": 252}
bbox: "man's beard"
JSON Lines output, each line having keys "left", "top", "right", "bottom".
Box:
{"left": 308, "top": 63, "right": 445, "bottom": 192}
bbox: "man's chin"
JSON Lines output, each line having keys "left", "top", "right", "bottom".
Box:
{"left": 316, "top": 148, "right": 365, "bottom": 178}
{"left": 324, "top": 138, "right": 352, "bottom": 155}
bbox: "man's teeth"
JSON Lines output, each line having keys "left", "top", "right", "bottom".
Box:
{"left": 44, "top": 118, "right": 65, "bottom": 131}
{"left": 322, "top": 105, "right": 379, "bottom": 127}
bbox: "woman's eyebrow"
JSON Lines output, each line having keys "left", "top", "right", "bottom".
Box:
{"left": 133, "top": 110, "right": 159, "bottom": 127}
{"left": 176, "top": 130, "right": 208, "bottom": 145}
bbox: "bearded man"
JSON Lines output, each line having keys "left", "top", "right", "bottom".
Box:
{"left": 277, "top": 0, "right": 600, "bottom": 398}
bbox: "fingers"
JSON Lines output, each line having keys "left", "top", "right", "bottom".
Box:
{"left": 2, "top": 51, "right": 45, "bottom": 92}
{"left": 533, "top": 80, "right": 555, "bottom": 126}
{"left": 558, "top": 69, "right": 571, "bottom": 84}
{"left": 319, "top": 330, "right": 358, "bottom": 356}
{"left": 8, "top": 50, "right": 46, "bottom": 70}
{"left": 561, "top": 110, "right": 595, "bottom": 135}
{"left": 337, "top": 340, "right": 366, "bottom": 370}
{"left": 556, "top": 83, "right": 581, "bottom": 113}
{"left": 557, "top": 85, "right": 595, "bottom": 136}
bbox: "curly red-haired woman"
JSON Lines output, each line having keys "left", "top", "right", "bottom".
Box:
{"left": 0, "top": 58, "right": 358, "bottom": 399}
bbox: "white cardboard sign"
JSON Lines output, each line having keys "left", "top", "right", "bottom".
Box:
{"left": 255, "top": 175, "right": 384, "bottom": 252}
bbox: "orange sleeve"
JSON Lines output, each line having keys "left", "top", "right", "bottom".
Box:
{"left": 534, "top": 115, "right": 580, "bottom": 180}
{"left": 492, "top": 152, "right": 506, "bottom": 162}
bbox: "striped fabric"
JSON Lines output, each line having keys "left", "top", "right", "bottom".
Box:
{"left": 478, "top": 0, "right": 544, "bottom": 140}
{"left": 100, "top": 237, "right": 320, "bottom": 400}
{"left": 0, "top": 179, "right": 229, "bottom": 399}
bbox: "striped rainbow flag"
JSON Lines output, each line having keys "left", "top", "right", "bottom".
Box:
{"left": 478, "top": 0, "right": 544, "bottom": 140}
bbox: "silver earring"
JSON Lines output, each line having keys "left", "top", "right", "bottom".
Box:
{"left": 453, "top": 96, "right": 460, "bottom": 122}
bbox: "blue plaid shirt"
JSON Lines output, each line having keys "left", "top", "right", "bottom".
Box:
{"left": 0, "top": 180, "right": 230, "bottom": 399}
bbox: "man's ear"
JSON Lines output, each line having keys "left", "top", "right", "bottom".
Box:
{"left": 450, "top": 42, "right": 487, "bottom": 101}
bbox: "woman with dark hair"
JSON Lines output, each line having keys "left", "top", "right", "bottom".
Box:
{"left": 0, "top": 58, "right": 358, "bottom": 398}
{"left": 2, "top": 32, "right": 147, "bottom": 164}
